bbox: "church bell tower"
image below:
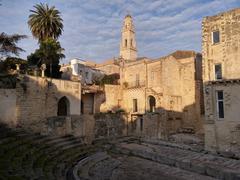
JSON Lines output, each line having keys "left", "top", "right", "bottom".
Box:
{"left": 120, "top": 14, "right": 137, "bottom": 61}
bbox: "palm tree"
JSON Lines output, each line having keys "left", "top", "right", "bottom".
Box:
{"left": 39, "top": 38, "right": 65, "bottom": 77}
{"left": 0, "top": 32, "right": 27, "bottom": 58}
{"left": 28, "top": 3, "right": 63, "bottom": 42}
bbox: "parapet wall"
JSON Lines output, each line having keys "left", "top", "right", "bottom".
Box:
{"left": 0, "top": 89, "right": 17, "bottom": 127}
{"left": 15, "top": 75, "right": 81, "bottom": 132}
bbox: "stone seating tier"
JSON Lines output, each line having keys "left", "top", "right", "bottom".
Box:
{"left": 0, "top": 124, "right": 93, "bottom": 180}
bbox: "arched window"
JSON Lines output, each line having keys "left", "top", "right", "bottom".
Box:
{"left": 148, "top": 96, "right": 156, "bottom": 112}
{"left": 57, "top": 96, "right": 70, "bottom": 116}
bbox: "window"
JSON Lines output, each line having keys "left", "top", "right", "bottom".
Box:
{"left": 136, "top": 74, "right": 140, "bottom": 86}
{"left": 148, "top": 96, "right": 156, "bottom": 112}
{"left": 133, "top": 99, "right": 138, "bottom": 112}
{"left": 212, "top": 31, "right": 220, "bottom": 44}
{"left": 151, "top": 71, "right": 154, "bottom": 80}
{"left": 216, "top": 91, "right": 224, "bottom": 119}
{"left": 131, "top": 39, "right": 133, "bottom": 47}
{"left": 117, "top": 99, "right": 121, "bottom": 107}
{"left": 57, "top": 96, "right": 70, "bottom": 116}
{"left": 125, "top": 39, "right": 127, "bottom": 47}
{"left": 85, "top": 72, "right": 89, "bottom": 78}
{"left": 140, "top": 118, "right": 143, "bottom": 131}
{"left": 215, "top": 64, "right": 222, "bottom": 80}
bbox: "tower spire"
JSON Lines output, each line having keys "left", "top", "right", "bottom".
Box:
{"left": 120, "top": 14, "right": 137, "bottom": 61}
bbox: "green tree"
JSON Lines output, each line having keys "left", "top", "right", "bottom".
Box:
{"left": 28, "top": 3, "right": 63, "bottom": 41}
{"left": 27, "top": 38, "right": 65, "bottom": 78}
{"left": 0, "top": 57, "right": 27, "bottom": 74}
{"left": 0, "top": 32, "right": 27, "bottom": 58}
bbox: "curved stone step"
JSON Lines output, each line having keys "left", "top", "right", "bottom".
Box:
{"left": 42, "top": 146, "right": 89, "bottom": 179}
{"left": 73, "top": 152, "right": 109, "bottom": 180}
{"left": 115, "top": 142, "right": 240, "bottom": 179}
{"left": 51, "top": 138, "right": 83, "bottom": 148}
{"left": 32, "top": 138, "right": 85, "bottom": 170}
{"left": 36, "top": 134, "right": 73, "bottom": 144}
{"left": 32, "top": 141, "right": 87, "bottom": 179}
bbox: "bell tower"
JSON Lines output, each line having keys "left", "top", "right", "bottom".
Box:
{"left": 120, "top": 14, "right": 137, "bottom": 61}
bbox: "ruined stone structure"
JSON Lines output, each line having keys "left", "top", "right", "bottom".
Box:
{"left": 0, "top": 75, "right": 96, "bottom": 139}
{"left": 0, "top": 89, "right": 16, "bottom": 125}
{"left": 203, "top": 8, "right": 240, "bottom": 153}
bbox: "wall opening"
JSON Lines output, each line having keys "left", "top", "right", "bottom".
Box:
{"left": 214, "top": 64, "right": 222, "bottom": 80}
{"left": 140, "top": 118, "right": 143, "bottom": 131}
{"left": 148, "top": 95, "right": 156, "bottom": 112}
{"left": 216, "top": 90, "right": 224, "bottom": 119}
{"left": 57, "top": 96, "right": 70, "bottom": 116}
{"left": 133, "top": 99, "right": 138, "bottom": 112}
{"left": 82, "top": 93, "right": 94, "bottom": 114}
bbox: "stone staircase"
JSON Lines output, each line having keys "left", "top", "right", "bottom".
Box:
{"left": 1, "top": 124, "right": 240, "bottom": 180}
{"left": 113, "top": 140, "right": 240, "bottom": 180}
{"left": 0, "top": 124, "right": 95, "bottom": 180}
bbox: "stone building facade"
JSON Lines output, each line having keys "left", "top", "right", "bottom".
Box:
{"left": 202, "top": 8, "right": 240, "bottom": 153}
{"left": 90, "top": 15, "right": 204, "bottom": 139}
{"left": 58, "top": 14, "right": 204, "bottom": 140}
{"left": 118, "top": 51, "right": 203, "bottom": 138}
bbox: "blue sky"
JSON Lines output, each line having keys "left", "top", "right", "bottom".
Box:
{"left": 0, "top": 0, "right": 239, "bottom": 64}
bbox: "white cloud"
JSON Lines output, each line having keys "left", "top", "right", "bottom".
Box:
{"left": 0, "top": 0, "right": 239, "bottom": 63}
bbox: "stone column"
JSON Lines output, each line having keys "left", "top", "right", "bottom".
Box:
{"left": 40, "top": 64, "right": 46, "bottom": 78}
{"left": 16, "top": 64, "right": 20, "bottom": 74}
{"left": 33, "top": 68, "right": 38, "bottom": 76}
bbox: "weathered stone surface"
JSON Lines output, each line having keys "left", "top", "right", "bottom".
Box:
{"left": 202, "top": 8, "right": 240, "bottom": 153}
{"left": 94, "top": 113, "right": 127, "bottom": 139}
{"left": 114, "top": 142, "right": 240, "bottom": 179}
{"left": 74, "top": 152, "right": 217, "bottom": 180}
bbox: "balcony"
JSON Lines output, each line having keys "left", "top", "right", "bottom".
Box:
{"left": 123, "top": 81, "right": 145, "bottom": 89}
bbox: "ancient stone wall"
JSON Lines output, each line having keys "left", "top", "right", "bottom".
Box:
{"left": 0, "top": 89, "right": 17, "bottom": 126}
{"left": 94, "top": 113, "right": 127, "bottom": 139}
{"left": 82, "top": 93, "right": 94, "bottom": 114}
{"left": 47, "top": 114, "right": 95, "bottom": 143}
{"left": 94, "top": 85, "right": 122, "bottom": 113}
{"left": 140, "top": 112, "right": 167, "bottom": 139}
{"left": 16, "top": 75, "right": 81, "bottom": 133}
